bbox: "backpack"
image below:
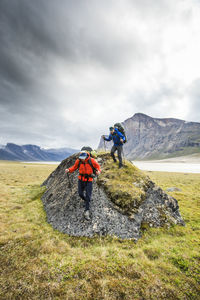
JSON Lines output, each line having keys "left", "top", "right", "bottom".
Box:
{"left": 81, "top": 146, "right": 97, "bottom": 158}
{"left": 114, "top": 123, "right": 127, "bottom": 143}
{"left": 81, "top": 146, "right": 93, "bottom": 152}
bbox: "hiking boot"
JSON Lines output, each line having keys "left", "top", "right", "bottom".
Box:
{"left": 119, "top": 164, "right": 123, "bottom": 169}
{"left": 84, "top": 210, "right": 90, "bottom": 220}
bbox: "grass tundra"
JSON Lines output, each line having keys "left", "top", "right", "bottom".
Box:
{"left": 0, "top": 160, "right": 199, "bottom": 299}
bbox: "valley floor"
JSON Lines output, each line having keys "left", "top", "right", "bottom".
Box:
{"left": 0, "top": 161, "right": 199, "bottom": 299}
{"left": 133, "top": 153, "right": 200, "bottom": 173}
{"left": 141, "top": 153, "right": 200, "bottom": 164}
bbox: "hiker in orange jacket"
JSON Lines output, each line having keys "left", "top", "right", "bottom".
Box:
{"left": 65, "top": 151, "right": 101, "bottom": 220}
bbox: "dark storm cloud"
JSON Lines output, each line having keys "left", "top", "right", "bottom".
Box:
{"left": 0, "top": 0, "right": 59, "bottom": 88}
{"left": 0, "top": 0, "right": 200, "bottom": 148}
{"left": 0, "top": 0, "right": 146, "bottom": 82}
{"left": 0, "top": 0, "right": 148, "bottom": 148}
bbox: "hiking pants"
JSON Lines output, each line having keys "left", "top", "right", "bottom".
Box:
{"left": 111, "top": 145, "right": 123, "bottom": 166}
{"left": 78, "top": 180, "right": 93, "bottom": 211}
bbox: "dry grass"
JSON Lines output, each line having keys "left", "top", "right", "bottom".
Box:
{"left": 0, "top": 160, "right": 199, "bottom": 299}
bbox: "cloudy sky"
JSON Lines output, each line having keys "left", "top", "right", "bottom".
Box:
{"left": 0, "top": 0, "right": 200, "bottom": 149}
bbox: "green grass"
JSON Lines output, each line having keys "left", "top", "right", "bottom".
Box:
{"left": 0, "top": 161, "right": 200, "bottom": 299}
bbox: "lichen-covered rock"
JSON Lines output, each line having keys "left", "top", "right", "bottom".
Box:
{"left": 41, "top": 153, "right": 185, "bottom": 240}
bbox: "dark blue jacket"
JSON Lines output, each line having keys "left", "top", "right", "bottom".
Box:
{"left": 104, "top": 128, "right": 125, "bottom": 146}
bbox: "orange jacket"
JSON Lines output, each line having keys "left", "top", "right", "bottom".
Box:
{"left": 68, "top": 155, "right": 101, "bottom": 182}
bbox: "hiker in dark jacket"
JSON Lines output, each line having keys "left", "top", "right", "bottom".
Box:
{"left": 102, "top": 126, "right": 125, "bottom": 168}
{"left": 65, "top": 151, "right": 101, "bottom": 220}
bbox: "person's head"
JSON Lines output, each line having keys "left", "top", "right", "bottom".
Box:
{"left": 109, "top": 126, "right": 114, "bottom": 134}
{"left": 79, "top": 151, "right": 88, "bottom": 161}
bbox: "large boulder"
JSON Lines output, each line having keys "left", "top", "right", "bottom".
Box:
{"left": 41, "top": 153, "right": 184, "bottom": 240}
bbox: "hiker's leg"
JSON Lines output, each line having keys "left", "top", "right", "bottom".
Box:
{"left": 85, "top": 181, "right": 93, "bottom": 211}
{"left": 78, "top": 180, "right": 86, "bottom": 200}
{"left": 117, "top": 146, "right": 123, "bottom": 167}
{"left": 111, "top": 145, "right": 117, "bottom": 162}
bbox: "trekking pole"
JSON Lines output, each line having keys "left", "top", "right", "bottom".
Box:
{"left": 122, "top": 147, "right": 125, "bottom": 166}
{"left": 104, "top": 139, "right": 106, "bottom": 152}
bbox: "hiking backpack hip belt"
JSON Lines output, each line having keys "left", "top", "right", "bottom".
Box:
{"left": 79, "top": 173, "right": 95, "bottom": 179}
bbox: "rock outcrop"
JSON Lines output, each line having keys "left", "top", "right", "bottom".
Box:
{"left": 41, "top": 153, "right": 184, "bottom": 240}
{"left": 98, "top": 113, "right": 200, "bottom": 160}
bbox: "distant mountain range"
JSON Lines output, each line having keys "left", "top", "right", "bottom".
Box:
{"left": 2, "top": 113, "right": 200, "bottom": 161}
{"left": 0, "top": 143, "right": 78, "bottom": 161}
{"left": 98, "top": 113, "right": 200, "bottom": 160}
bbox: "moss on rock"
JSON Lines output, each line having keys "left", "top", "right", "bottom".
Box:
{"left": 97, "top": 153, "right": 150, "bottom": 215}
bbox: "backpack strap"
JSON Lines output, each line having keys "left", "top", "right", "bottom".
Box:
{"left": 78, "top": 158, "right": 97, "bottom": 177}
{"left": 87, "top": 158, "right": 97, "bottom": 175}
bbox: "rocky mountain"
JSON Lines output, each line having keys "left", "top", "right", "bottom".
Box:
{"left": 98, "top": 113, "right": 200, "bottom": 160}
{"left": 0, "top": 143, "right": 78, "bottom": 161}
{"left": 41, "top": 153, "right": 184, "bottom": 240}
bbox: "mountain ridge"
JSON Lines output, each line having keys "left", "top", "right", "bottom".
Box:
{"left": 0, "top": 143, "right": 78, "bottom": 161}
{"left": 99, "top": 113, "right": 200, "bottom": 160}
